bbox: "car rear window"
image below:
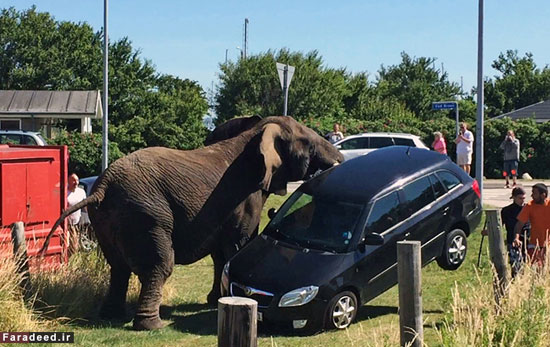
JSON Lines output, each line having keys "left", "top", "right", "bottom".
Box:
{"left": 436, "top": 171, "right": 461, "bottom": 191}
{"left": 401, "top": 176, "right": 436, "bottom": 218}
{"left": 23, "top": 135, "right": 37, "bottom": 145}
{"left": 369, "top": 137, "right": 394, "bottom": 149}
{"left": 428, "top": 174, "right": 446, "bottom": 199}
{"left": 339, "top": 138, "right": 369, "bottom": 150}
{"left": 393, "top": 137, "right": 415, "bottom": 147}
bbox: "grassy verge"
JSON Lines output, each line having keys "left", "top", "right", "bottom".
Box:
{"left": 2, "top": 197, "right": 499, "bottom": 346}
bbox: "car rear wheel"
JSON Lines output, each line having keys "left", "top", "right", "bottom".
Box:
{"left": 325, "top": 291, "right": 358, "bottom": 330}
{"left": 437, "top": 228, "right": 467, "bottom": 270}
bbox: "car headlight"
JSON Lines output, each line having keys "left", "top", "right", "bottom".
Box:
{"left": 221, "top": 261, "right": 230, "bottom": 293}
{"left": 278, "top": 286, "right": 319, "bottom": 307}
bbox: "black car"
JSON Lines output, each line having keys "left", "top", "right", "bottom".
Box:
{"left": 221, "top": 146, "right": 482, "bottom": 333}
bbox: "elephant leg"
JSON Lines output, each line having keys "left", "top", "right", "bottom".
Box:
{"left": 132, "top": 229, "right": 175, "bottom": 331}
{"left": 207, "top": 247, "right": 226, "bottom": 306}
{"left": 100, "top": 264, "right": 131, "bottom": 320}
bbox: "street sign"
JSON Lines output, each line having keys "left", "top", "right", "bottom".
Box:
{"left": 276, "top": 63, "right": 296, "bottom": 116}
{"left": 432, "top": 101, "right": 460, "bottom": 137}
{"left": 276, "top": 63, "right": 295, "bottom": 89}
{"left": 431, "top": 102, "right": 457, "bottom": 110}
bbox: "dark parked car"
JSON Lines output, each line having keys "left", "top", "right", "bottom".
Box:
{"left": 221, "top": 146, "right": 482, "bottom": 333}
{"left": 79, "top": 176, "right": 98, "bottom": 196}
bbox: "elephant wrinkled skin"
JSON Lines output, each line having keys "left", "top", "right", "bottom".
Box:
{"left": 40, "top": 116, "right": 343, "bottom": 330}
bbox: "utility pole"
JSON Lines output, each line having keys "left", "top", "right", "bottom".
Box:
{"left": 243, "top": 18, "right": 249, "bottom": 59}
{"left": 225, "top": 49, "right": 228, "bottom": 64}
{"left": 476, "top": 0, "right": 484, "bottom": 203}
{"left": 102, "top": 0, "right": 109, "bottom": 172}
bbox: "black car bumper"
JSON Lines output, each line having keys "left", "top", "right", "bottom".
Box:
{"left": 223, "top": 281, "right": 328, "bottom": 331}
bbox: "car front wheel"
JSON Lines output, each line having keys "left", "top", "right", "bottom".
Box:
{"left": 325, "top": 291, "right": 358, "bottom": 330}
{"left": 436, "top": 228, "right": 467, "bottom": 270}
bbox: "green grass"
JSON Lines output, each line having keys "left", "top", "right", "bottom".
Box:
{"left": 8, "top": 197, "right": 494, "bottom": 346}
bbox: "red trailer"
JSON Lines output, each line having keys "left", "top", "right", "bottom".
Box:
{"left": 0, "top": 144, "right": 69, "bottom": 270}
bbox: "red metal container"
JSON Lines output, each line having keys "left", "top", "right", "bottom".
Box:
{"left": 0, "top": 144, "right": 68, "bottom": 270}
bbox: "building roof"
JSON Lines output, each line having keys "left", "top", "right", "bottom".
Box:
{"left": 0, "top": 90, "right": 102, "bottom": 119}
{"left": 492, "top": 99, "right": 550, "bottom": 123}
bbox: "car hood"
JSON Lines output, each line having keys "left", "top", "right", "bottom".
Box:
{"left": 229, "top": 234, "right": 351, "bottom": 295}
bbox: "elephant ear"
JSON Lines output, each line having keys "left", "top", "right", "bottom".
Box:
{"left": 204, "top": 115, "right": 262, "bottom": 145}
{"left": 259, "top": 123, "right": 285, "bottom": 195}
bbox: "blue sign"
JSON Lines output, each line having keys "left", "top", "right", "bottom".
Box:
{"left": 432, "top": 102, "right": 457, "bottom": 110}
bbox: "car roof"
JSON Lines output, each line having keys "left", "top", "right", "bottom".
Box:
{"left": 341, "top": 132, "right": 421, "bottom": 139}
{"left": 300, "top": 146, "right": 466, "bottom": 204}
{"left": 0, "top": 130, "right": 41, "bottom": 135}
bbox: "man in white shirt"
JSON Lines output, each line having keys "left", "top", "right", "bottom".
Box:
{"left": 325, "top": 123, "right": 344, "bottom": 144}
{"left": 67, "top": 173, "right": 87, "bottom": 254}
{"left": 454, "top": 122, "right": 474, "bottom": 175}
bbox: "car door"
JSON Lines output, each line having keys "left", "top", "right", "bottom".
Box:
{"left": 399, "top": 175, "right": 448, "bottom": 265}
{"left": 354, "top": 191, "right": 409, "bottom": 303}
{"left": 337, "top": 137, "right": 370, "bottom": 160}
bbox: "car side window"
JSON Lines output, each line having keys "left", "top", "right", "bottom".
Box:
{"left": 369, "top": 137, "right": 394, "bottom": 149}
{"left": 401, "top": 176, "right": 436, "bottom": 218}
{"left": 0, "top": 134, "right": 22, "bottom": 144}
{"left": 393, "top": 137, "right": 415, "bottom": 147}
{"left": 366, "top": 192, "right": 402, "bottom": 233}
{"left": 339, "top": 138, "right": 369, "bottom": 150}
{"left": 428, "top": 174, "right": 446, "bottom": 199}
{"left": 437, "top": 171, "right": 461, "bottom": 191}
{"left": 23, "top": 135, "right": 37, "bottom": 145}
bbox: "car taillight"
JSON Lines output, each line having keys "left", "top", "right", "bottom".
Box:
{"left": 472, "top": 179, "right": 481, "bottom": 198}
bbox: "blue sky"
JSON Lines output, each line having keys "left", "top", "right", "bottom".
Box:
{"left": 3, "top": 1, "right": 549, "bottom": 94}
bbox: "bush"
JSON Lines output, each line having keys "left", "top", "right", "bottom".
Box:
{"left": 49, "top": 131, "right": 124, "bottom": 177}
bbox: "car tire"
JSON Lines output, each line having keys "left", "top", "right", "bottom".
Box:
{"left": 325, "top": 291, "right": 358, "bottom": 330}
{"left": 436, "top": 228, "right": 467, "bottom": 270}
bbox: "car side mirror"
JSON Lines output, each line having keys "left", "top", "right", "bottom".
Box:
{"left": 335, "top": 145, "right": 342, "bottom": 149}
{"left": 268, "top": 208, "right": 277, "bottom": 219}
{"left": 363, "top": 232, "right": 384, "bottom": 246}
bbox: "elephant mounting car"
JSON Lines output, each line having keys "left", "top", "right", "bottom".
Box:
{"left": 40, "top": 116, "right": 343, "bottom": 330}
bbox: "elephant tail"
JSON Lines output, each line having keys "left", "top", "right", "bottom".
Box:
{"left": 38, "top": 193, "right": 102, "bottom": 257}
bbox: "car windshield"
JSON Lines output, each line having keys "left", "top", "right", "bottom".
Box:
{"left": 264, "top": 192, "right": 363, "bottom": 253}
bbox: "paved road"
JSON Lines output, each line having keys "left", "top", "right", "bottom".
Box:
{"left": 288, "top": 179, "right": 550, "bottom": 208}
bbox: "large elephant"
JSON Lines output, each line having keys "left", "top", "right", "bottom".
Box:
{"left": 40, "top": 116, "right": 343, "bottom": 330}
{"left": 203, "top": 115, "right": 267, "bottom": 305}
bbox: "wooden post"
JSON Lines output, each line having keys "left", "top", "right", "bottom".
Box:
{"left": 485, "top": 209, "right": 509, "bottom": 303}
{"left": 218, "top": 297, "right": 257, "bottom": 347}
{"left": 397, "top": 241, "right": 423, "bottom": 347}
{"left": 11, "top": 221, "right": 31, "bottom": 296}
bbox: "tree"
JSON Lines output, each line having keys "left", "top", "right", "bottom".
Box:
{"left": 484, "top": 50, "right": 550, "bottom": 117}
{"left": 376, "top": 52, "right": 461, "bottom": 120}
{"left": 0, "top": 7, "right": 209, "bottom": 157}
{"left": 215, "top": 49, "right": 349, "bottom": 124}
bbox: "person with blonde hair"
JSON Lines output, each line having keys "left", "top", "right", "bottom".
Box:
{"left": 431, "top": 131, "right": 447, "bottom": 155}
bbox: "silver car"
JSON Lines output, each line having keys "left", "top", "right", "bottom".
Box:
{"left": 334, "top": 133, "right": 429, "bottom": 161}
{"left": 0, "top": 130, "right": 47, "bottom": 146}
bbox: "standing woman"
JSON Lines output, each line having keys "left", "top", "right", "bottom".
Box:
{"left": 432, "top": 131, "right": 447, "bottom": 155}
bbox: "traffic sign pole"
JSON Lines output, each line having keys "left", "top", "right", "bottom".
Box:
{"left": 276, "top": 62, "right": 295, "bottom": 116}
{"left": 283, "top": 65, "right": 288, "bottom": 116}
{"left": 432, "top": 101, "right": 459, "bottom": 137}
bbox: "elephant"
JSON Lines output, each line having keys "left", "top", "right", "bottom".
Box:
{"left": 40, "top": 116, "right": 344, "bottom": 330}
{"left": 203, "top": 115, "right": 267, "bottom": 305}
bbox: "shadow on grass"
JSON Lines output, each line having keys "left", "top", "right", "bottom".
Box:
{"left": 162, "top": 303, "right": 217, "bottom": 335}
